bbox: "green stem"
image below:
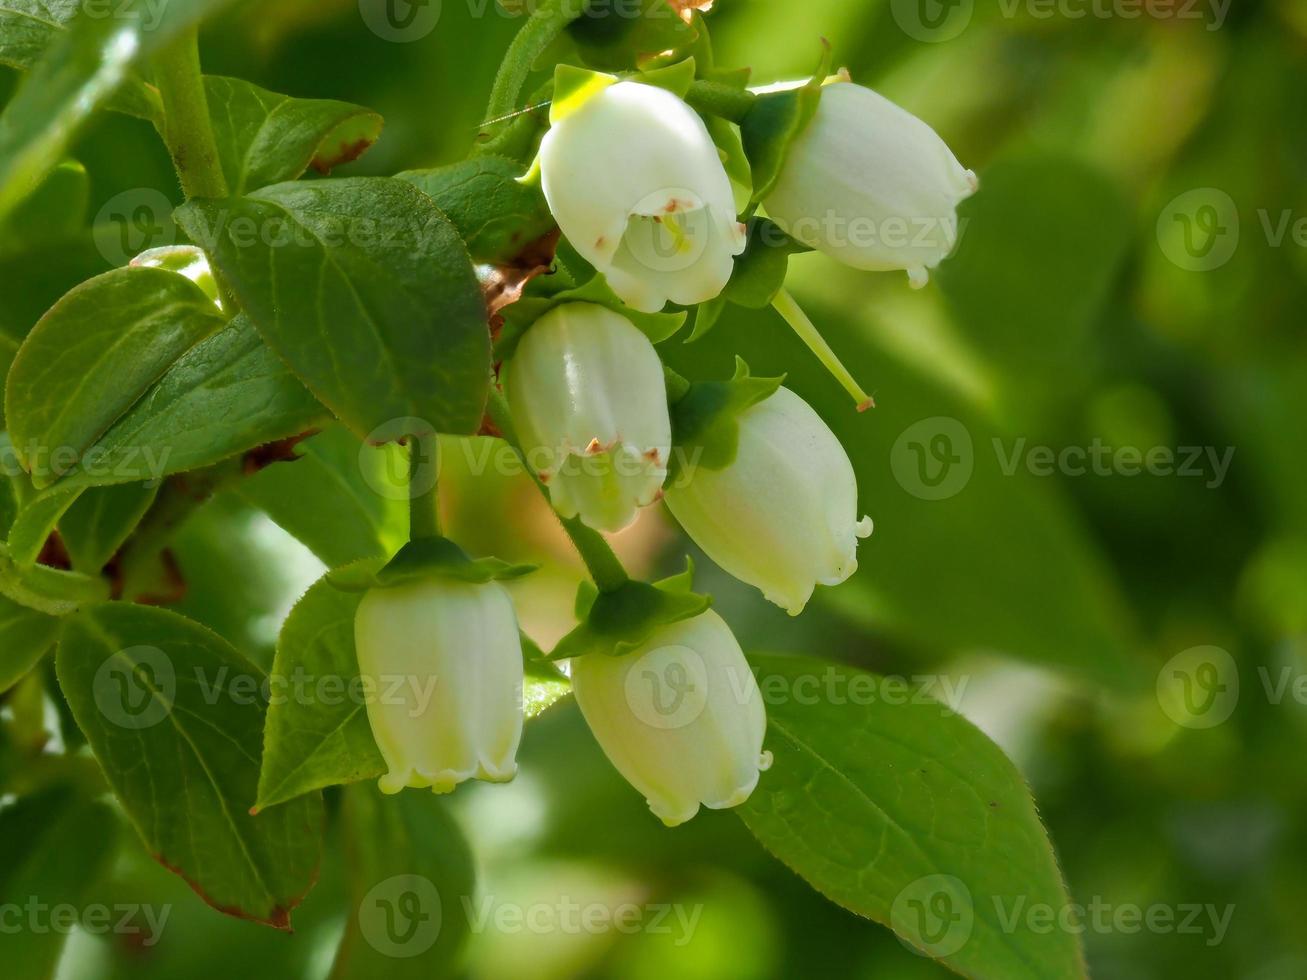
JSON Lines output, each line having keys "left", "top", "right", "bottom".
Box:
{"left": 408, "top": 431, "right": 441, "bottom": 542}
{"left": 685, "top": 80, "right": 758, "bottom": 124}
{"left": 154, "top": 27, "right": 228, "bottom": 201}
{"left": 486, "top": 388, "right": 629, "bottom": 593}
{"left": 475, "top": 0, "right": 586, "bottom": 149}
{"left": 772, "top": 288, "right": 874, "bottom": 411}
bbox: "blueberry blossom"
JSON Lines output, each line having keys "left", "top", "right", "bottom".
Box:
{"left": 537, "top": 77, "right": 747, "bottom": 313}
{"left": 665, "top": 386, "right": 873, "bottom": 615}
{"left": 354, "top": 576, "right": 524, "bottom": 794}
{"left": 763, "top": 80, "right": 977, "bottom": 288}
{"left": 570, "top": 609, "right": 770, "bottom": 826}
{"left": 505, "top": 302, "right": 672, "bottom": 533}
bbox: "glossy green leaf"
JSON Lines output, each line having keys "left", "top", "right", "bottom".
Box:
{"left": 4, "top": 483, "right": 78, "bottom": 563}
{"left": 398, "top": 155, "right": 555, "bottom": 265}
{"left": 205, "top": 75, "right": 383, "bottom": 195}
{"left": 56, "top": 603, "right": 323, "bottom": 928}
{"left": 0, "top": 591, "right": 59, "bottom": 691}
{"left": 0, "top": 0, "right": 159, "bottom": 118}
{"left": 5, "top": 266, "right": 227, "bottom": 487}
{"left": 175, "top": 178, "right": 492, "bottom": 442}
{"left": 739, "top": 654, "right": 1084, "bottom": 980}
{"left": 255, "top": 564, "right": 386, "bottom": 812}
{"left": 58, "top": 480, "right": 159, "bottom": 571}
{"left": 52, "top": 313, "right": 327, "bottom": 490}
{"left": 0, "top": 0, "right": 229, "bottom": 221}
{"left": 236, "top": 426, "right": 405, "bottom": 569}
{"left": 330, "top": 782, "right": 476, "bottom": 980}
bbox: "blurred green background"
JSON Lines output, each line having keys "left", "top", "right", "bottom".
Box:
{"left": 3, "top": 0, "right": 1307, "bottom": 977}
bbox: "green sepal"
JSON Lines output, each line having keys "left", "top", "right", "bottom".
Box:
{"left": 634, "top": 57, "right": 697, "bottom": 98}
{"left": 668, "top": 357, "right": 785, "bottom": 480}
{"left": 550, "top": 65, "right": 619, "bottom": 125}
{"left": 0, "top": 541, "right": 109, "bottom": 616}
{"left": 497, "top": 276, "right": 687, "bottom": 360}
{"left": 547, "top": 559, "right": 711, "bottom": 662}
{"left": 687, "top": 295, "right": 727, "bottom": 343}
{"left": 327, "top": 538, "right": 537, "bottom": 592}
{"left": 686, "top": 217, "right": 809, "bottom": 343}
{"left": 740, "top": 39, "right": 834, "bottom": 204}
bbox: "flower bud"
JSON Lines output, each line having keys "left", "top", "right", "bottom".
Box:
{"left": 763, "top": 81, "right": 977, "bottom": 288}
{"left": 354, "top": 576, "right": 524, "bottom": 794}
{"left": 570, "top": 610, "right": 770, "bottom": 826}
{"left": 505, "top": 302, "right": 671, "bottom": 533}
{"left": 665, "top": 387, "right": 873, "bottom": 615}
{"left": 538, "top": 80, "right": 747, "bottom": 313}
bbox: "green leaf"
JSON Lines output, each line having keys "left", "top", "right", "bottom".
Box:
{"left": 0, "top": 591, "right": 59, "bottom": 692}
{"left": 0, "top": 539, "right": 109, "bottom": 614}
{"left": 51, "top": 313, "right": 327, "bottom": 491}
{"left": 58, "top": 480, "right": 159, "bottom": 572}
{"left": 0, "top": 0, "right": 159, "bottom": 119}
{"left": 740, "top": 42, "right": 833, "bottom": 204}
{"left": 255, "top": 563, "right": 386, "bottom": 812}
{"left": 330, "top": 782, "right": 476, "bottom": 980}
{"left": 55, "top": 603, "right": 323, "bottom": 928}
{"left": 204, "top": 75, "right": 383, "bottom": 195}
{"left": 0, "top": 158, "right": 88, "bottom": 243}
{"left": 5, "top": 266, "right": 227, "bottom": 487}
{"left": 739, "top": 654, "right": 1084, "bottom": 980}
{"left": 4, "top": 483, "right": 78, "bottom": 563}
{"left": 0, "top": 0, "right": 229, "bottom": 222}
{"left": 236, "top": 426, "right": 405, "bottom": 569}
{"left": 398, "top": 155, "right": 555, "bottom": 265}
{"left": 175, "top": 178, "right": 491, "bottom": 441}
{"left": 0, "top": 787, "right": 118, "bottom": 980}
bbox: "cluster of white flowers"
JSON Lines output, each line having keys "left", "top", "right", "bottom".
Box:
{"left": 356, "top": 70, "right": 973, "bottom": 825}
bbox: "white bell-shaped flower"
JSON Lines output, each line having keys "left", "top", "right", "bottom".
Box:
{"left": 537, "top": 80, "right": 747, "bottom": 313}
{"left": 665, "top": 387, "right": 873, "bottom": 615}
{"left": 570, "top": 609, "right": 770, "bottom": 826}
{"left": 505, "top": 302, "right": 671, "bottom": 533}
{"left": 354, "top": 576, "right": 524, "bottom": 794}
{"left": 764, "top": 81, "right": 977, "bottom": 288}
